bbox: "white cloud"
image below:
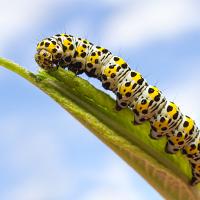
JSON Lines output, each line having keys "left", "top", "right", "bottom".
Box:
{"left": 3, "top": 176, "right": 71, "bottom": 200}
{"left": 0, "top": 0, "right": 67, "bottom": 54}
{"left": 101, "top": 0, "right": 200, "bottom": 49}
{"left": 161, "top": 60, "right": 200, "bottom": 125}
{"left": 1, "top": 134, "right": 72, "bottom": 200}
{"left": 0, "top": 115, "right": 72, "bottom": 200}
{"left": 167, "top": 77, "right": 200, "bottom": 125}
{"left": 80, "top": 158, "right": 162, "bottom": 200}
{"left": 63, "top": 18, "right": 92, "bottom": 39}
{"left": 0, "top": 113, "right": 162, "bottom": 200}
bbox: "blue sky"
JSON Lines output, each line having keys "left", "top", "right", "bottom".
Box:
{"left": 1, "top": 0, "right": 200, "bottom": 199}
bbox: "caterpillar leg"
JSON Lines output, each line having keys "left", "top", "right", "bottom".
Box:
{"left": 165, "top": 141, "right": 179, "bottom": 154}
{"left": 165, "top": 135, "right": 186, "bottom": 154}
{"left": 149, "top": 126, "right": 165, "bottom": 140}
{"left": 191, "top": 176, "right": 199, "bottom": 185}
{"left": 132, "top": 114, "right": 144, "bottom": 125}
{"left": 115, "top": 102, "right": 123, "bottom": 111}
{"left": 191, "top": 171, "right": 200, "bottom": 185}
{"left": 190, "top": 162, "right": 200, "bottom": 185}
{"left": 132, "top": 119, "right": 141, "bottom": 125}
{"left": 68, "top": 62, "right": 84, "bottom": 75}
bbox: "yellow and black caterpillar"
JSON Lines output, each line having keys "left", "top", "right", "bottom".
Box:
{"left": 35, "top": 34, "right": 200, "bottom": 185}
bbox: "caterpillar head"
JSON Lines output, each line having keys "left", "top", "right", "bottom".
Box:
{"left": 35, "top": 37, "right": 63, "bottom": 70}
{"left": 35, "top": 49, "right": 53, "bottom": 70}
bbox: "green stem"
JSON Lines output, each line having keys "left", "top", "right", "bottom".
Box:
{"left": 0, "top": 57, "right": 199, "bottom": 200}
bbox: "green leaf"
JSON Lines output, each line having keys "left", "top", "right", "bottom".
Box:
{"left": 0, "top": 57, "right": 199, "bottom": 200}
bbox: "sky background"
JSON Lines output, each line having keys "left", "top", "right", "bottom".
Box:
{"left": 1, "top": 0, "right": 200, "bottom": 199}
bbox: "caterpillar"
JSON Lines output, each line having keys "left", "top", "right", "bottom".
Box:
{"left": 35, "top": 33, "right": 200, "bottom": 185}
